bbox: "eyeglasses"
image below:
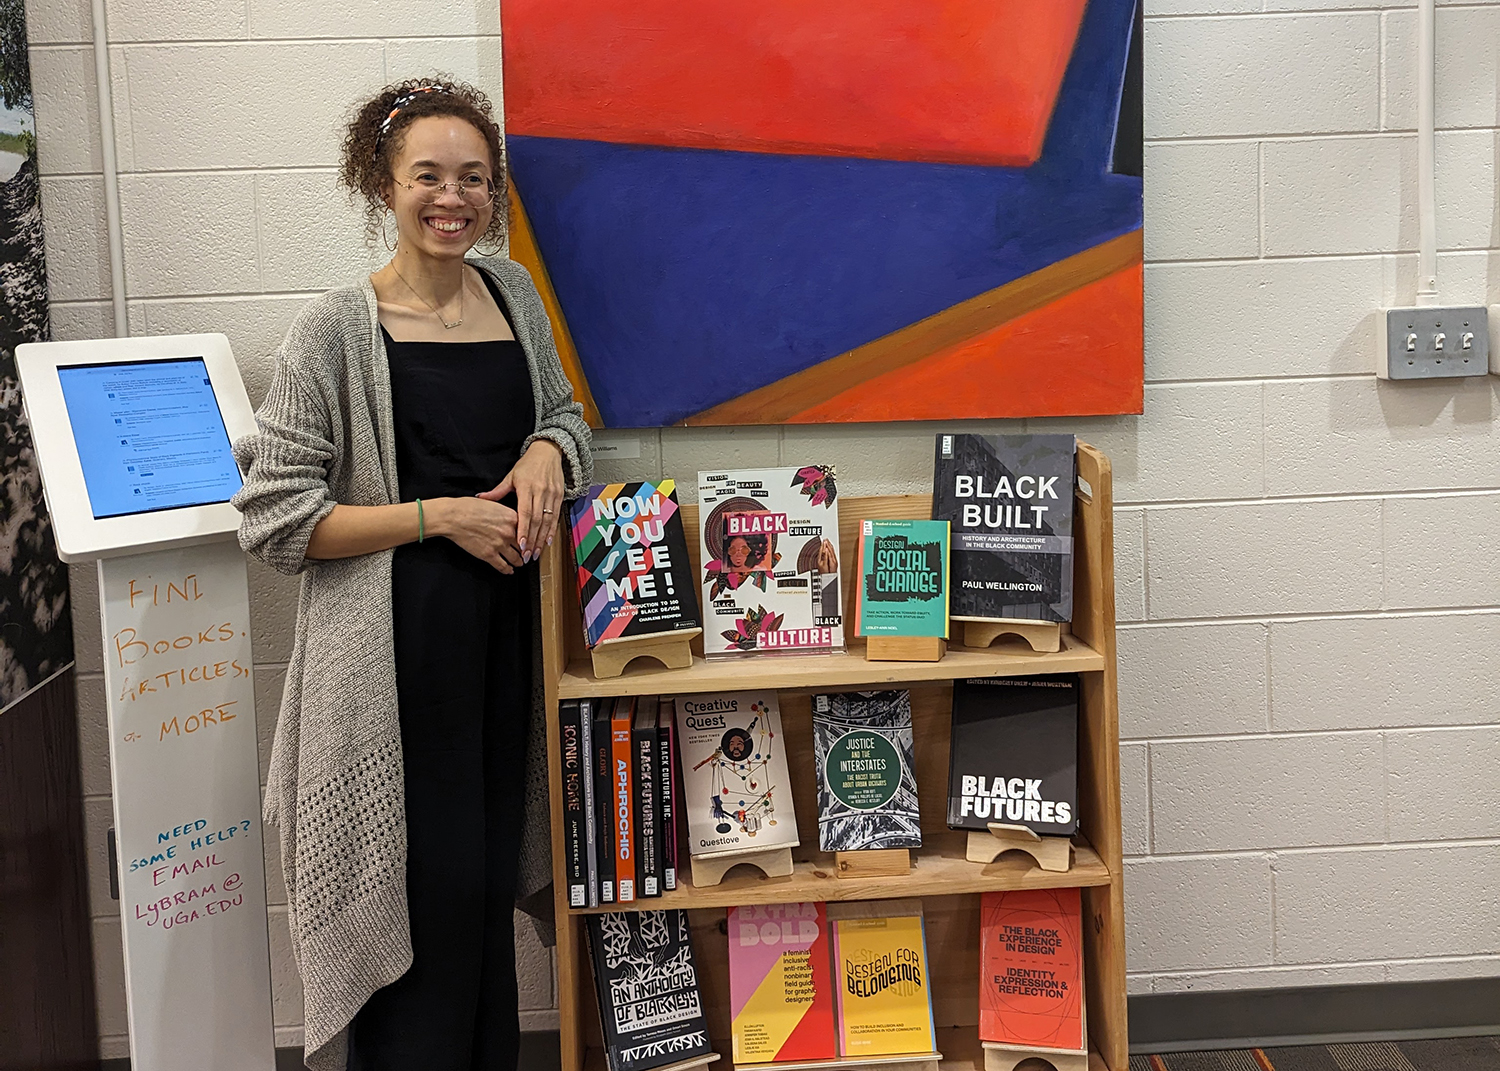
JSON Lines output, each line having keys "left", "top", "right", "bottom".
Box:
{"left": 395, "top": 175, "right": 496, "bottom": 207}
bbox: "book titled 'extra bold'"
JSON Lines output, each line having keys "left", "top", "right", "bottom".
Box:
{"left": 569, "top": 481, "right": 700, "bottom": 648}
{"left": 932, "top": 433, "right": 1076, "bottom": 624}
{"left": 729, "top": 902, "right": 836, "bottom": 1063}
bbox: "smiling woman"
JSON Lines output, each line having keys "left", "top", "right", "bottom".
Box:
{"left": 231, "top": 77, "right": 592, "bottom": 1071}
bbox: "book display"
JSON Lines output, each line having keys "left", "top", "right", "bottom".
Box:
{"left": 813, "top": 691, "right": 921, "bottom": 876}
{"left": 698, "top": 466, "right": 844, "bottom": 657}
{"left": 541, "top": 443, "right": 1127, "bottom": 1071}
{"left": 856, "top": 519, "right": 950, "bottom": 663}
{"left": 931, "top": 434, "right": 1076, "bottom": 653}
{"left": 570, "top": 481, "right": 703, "bottom": 678}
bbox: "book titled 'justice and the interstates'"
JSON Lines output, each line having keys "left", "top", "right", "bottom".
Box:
{"left": 947, "top": 677, "right": 1079, "bottom": 837}
{"left": 812, "top": 690, "right": 921, "bottom": 851}
{"left": 569, "top": 481, "right": 701, "bottom": 648}
{"left": 587, "top": 909, "right": 714, "bottom": 1071}
{"left": 698, "top": 466, "right": 843, "bottom": 655}
{"left": 931, "top": 433, "right": 1076, "bottom": 624}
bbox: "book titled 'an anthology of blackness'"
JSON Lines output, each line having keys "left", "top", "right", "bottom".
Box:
{"left": 947, "top": 677, "right": 1078, "bottom": 838}
{"left": 586, "top": 909, "right": 714, "bottom": 1071}
{"left": 830, "top": 901, "right": 936, "bottom": 1058}
{"left": 698, "top": 466, "right": 843, "bottom": 655}
{"left": 728, "top": 902, "right": 837, "bottom": 1063}
{"left": 979, "top": 888, "right": 1085, "bottom": 1052}
{"left": 569, "top": 481, "right": 700, "bottom": 648}
{"left": 931, "top": 433, "right": 1076, "bottom": 624}
{"left": 812, "top": 690, "right": 921, "bottom": 851}
{"left": 675, "top": 690, "right": 799, "bottom": 859}
{"left": 856, "top": 519, "right": 949, "bottom": 639}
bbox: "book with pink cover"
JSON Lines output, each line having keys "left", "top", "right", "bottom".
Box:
{"left": 728, "top": 902, "right": 836, "bottom": 1063}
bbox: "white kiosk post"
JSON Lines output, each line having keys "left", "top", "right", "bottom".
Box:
{"left": 17, "top": 335, "right": 276, "bottom": 1071}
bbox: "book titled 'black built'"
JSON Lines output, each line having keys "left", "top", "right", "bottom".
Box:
{"left": 932, "top": 433, "right": 1075, "bottom": 624}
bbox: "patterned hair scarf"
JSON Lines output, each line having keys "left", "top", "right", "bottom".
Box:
{"left": 372, "top": 85, "right": 447, "bottom": 161}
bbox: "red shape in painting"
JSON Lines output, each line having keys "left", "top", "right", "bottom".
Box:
{"left": 502, "top": 0, "right": 1088, "bottom": 167}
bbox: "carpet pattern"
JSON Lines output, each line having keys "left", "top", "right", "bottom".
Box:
{"left": 1129, "top": 1037, "right": 1500, "bottom": 1071}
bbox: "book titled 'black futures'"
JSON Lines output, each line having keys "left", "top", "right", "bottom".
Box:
{"left": 587, "top": 909, "right": 713, "bottom": 1071}
{"left": 947, "top": 677, "right": 1079, "bottom": 837}
{"left": 932, "top": 433, "right": 1076, "bottom": 623}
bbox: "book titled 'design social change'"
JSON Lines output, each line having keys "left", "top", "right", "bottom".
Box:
{"left": 698, "top": 466, "right": 843, "bottom": 655}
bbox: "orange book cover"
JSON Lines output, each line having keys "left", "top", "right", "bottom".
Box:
{"left": 978, "top": 888, "right": 1084, "bottom": 1051}
{"left": 611, "top": 696, "right": 636, "bottom": 902}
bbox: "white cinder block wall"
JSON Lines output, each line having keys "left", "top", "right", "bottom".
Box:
{"left": 25, "top": 0, "right": 1499, "bottom": 1057}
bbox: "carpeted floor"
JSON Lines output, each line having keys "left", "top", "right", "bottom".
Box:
{"left": 1129, "top": 1037, "right": 1500, "bottom": 1070}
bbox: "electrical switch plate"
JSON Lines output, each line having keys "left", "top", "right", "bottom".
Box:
{"left": 1377, "top": 306, "right": 1489, "bottom": 380}
{"left": 1491, "top": 305, "right": 1500, "bottom": 375}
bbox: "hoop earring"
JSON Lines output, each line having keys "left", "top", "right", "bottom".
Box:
{"left": 473, "top": 230, "right": 505, "bottom": 257}
{"left": 380, "top": 210, "right": 397, "bottom": 252}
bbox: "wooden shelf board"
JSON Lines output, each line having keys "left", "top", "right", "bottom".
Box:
{"left": 570, "top": 840, "right": 1109, "bottom": 914}
{"left": 558, "top": 634, "right": 1105, "bottom": 699}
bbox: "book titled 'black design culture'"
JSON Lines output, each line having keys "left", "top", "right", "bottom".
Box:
{"left": 932, "top": 433, "right": 1076, "bottom": 624}
{"left": 587, "top": 909, "right": 713, "bottom": 1071}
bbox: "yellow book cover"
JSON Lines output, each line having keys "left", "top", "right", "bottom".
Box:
{"left": 831, "top": 906, "right": 936, "bottom": 1057}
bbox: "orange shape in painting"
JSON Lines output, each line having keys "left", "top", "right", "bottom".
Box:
{"left": 502, "top": 0, "right": 1088, "bottom": 167}
{"left": 787, "top": 263, "right": 1144, "bottom": 422}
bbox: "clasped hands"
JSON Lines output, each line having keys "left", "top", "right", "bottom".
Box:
{"left": 437, "top": 439, "right": 565, "bottom": 574}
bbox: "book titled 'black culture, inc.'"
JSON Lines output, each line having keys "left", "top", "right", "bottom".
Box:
{"left": 697, "top": 466, "right": 843, "bottom": 656}
{"left": 812, "top": 690, "right": 921, "bottom": 851}
{"left": 931, "top": 434, "right": 1076, "bottom": 624}
{"left": 947, "top": 677, "right": 1078, "bottom": 837}
{"left": 569, "top": 481, "right": 701, "bottom": 648}
{"left": 586, "top": 909, "right": 714, "bottom": 1071}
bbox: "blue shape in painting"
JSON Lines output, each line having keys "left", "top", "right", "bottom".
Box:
{"left": 509, "top": 0, "right": 1142, "bottom": 427}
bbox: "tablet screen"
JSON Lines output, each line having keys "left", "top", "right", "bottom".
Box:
{"left": 57, "top": 357, "right": 244, "bottom": 519}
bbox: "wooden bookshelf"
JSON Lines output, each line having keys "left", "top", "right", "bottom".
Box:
{"left": 539, "top": 444, "right": 1127, "bottom": 1071}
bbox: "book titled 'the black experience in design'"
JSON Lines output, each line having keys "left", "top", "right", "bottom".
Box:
{"left": 931, "top": 433, "right": 1076, "bottom": 624}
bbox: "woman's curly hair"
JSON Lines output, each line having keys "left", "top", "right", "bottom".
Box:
{"left": 340, "top": 76, "right": 509, "bottom": 251}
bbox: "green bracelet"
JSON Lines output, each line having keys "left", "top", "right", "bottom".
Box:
{"left": 416, "top": 498, "right": 424, "bottom": 543}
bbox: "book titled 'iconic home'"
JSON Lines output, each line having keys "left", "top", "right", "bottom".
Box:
{"left": 729, "top": 902, "right": 837, "bottom": 1063}
{"left": 674, "top": 690, "right": 799, "bottom": 859}
{"left": 947, "top": 677, "right": 1079, "bottom": 838}
{"left": 812, "top": 691, "right": 921, "bottom": 852}
{"left": 569, "top": 481, "right": 700, "bottom": 648}
{"left": 931, "top": 434, "right": 1076, "bottom": 624}
{"left": 979, "top": 888, "right": 1085, "bottom": 1052}
{"left": 698, "top": 466, "right": 843, "bottom": 655}
{"left": 587, "top": 909, "right": 714, "bottom": 1071}
{"left": 856, "top": 519, "right": 949, "bottom": 639}
{"left": 830, "top": 901, "right": 936, "bottom": 1058}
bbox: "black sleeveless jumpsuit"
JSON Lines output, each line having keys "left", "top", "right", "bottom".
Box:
{"left": 349, "top": 273, "right": 536, "bottom": 1071}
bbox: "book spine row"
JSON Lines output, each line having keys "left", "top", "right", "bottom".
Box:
{"left": 559, "top": 697, "right": 681, "bottom": 907}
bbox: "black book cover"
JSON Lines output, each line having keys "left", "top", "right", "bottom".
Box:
{"left": 587, "top": 909, "right": 713, "bottom": 1071}
{"left": 947, "top": 676, "right": 1079, "bottom": 836}
{"left": 581, "top": 699, "right": 599, "bottom": 907}
{"left": 593, "top": 704, "right": 617, "bottom": 904}
{"left": 812, "top": 690, "right": 922, "bottom": 851}
{"left": 559, "top": 699, "right": 588, "bottom": 909}
{"left": 931, "top": 433, "right": 1076, "bottom": 623}
{"left": 633, "top": 696, "right": 662, "bottom": 898}
{"left": 657, "top": 700, "right": 677, "bottom": 891}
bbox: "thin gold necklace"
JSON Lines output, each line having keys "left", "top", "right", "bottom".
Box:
{"left": 391, "top": 263, "right": 464, "bottom": 329}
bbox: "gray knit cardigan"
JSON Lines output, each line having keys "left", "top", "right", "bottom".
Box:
{"left": 231, "top": 257, "right": 592, "bottom": 1071}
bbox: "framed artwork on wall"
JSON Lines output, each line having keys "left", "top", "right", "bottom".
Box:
{"left": 501, "top": 0, "right": 1143, "bottom": 428}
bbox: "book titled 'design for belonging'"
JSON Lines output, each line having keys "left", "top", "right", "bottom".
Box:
{"left": 931, "top": 433, "right": 1075, "bottom": 624}
{"left": 947, "top": 677, "right": 1079, "bottom": 837}
{"left": 587, "top": 909, "right": 714, "bottom": 1071}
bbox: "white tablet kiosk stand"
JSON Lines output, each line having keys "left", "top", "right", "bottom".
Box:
{"left": 17, "top": 335, "right": 275, "bottom": 1071}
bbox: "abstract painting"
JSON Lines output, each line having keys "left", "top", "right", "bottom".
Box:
{"left": 0, "top": 0, "right": 71, "bottom": 712}
{"left": 501, "top": 0, "right": 1142, "bottom": 428}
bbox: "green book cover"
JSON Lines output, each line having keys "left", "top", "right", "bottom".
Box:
{"left": 857, "top": 520, "right": 949, "bottom": 638}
